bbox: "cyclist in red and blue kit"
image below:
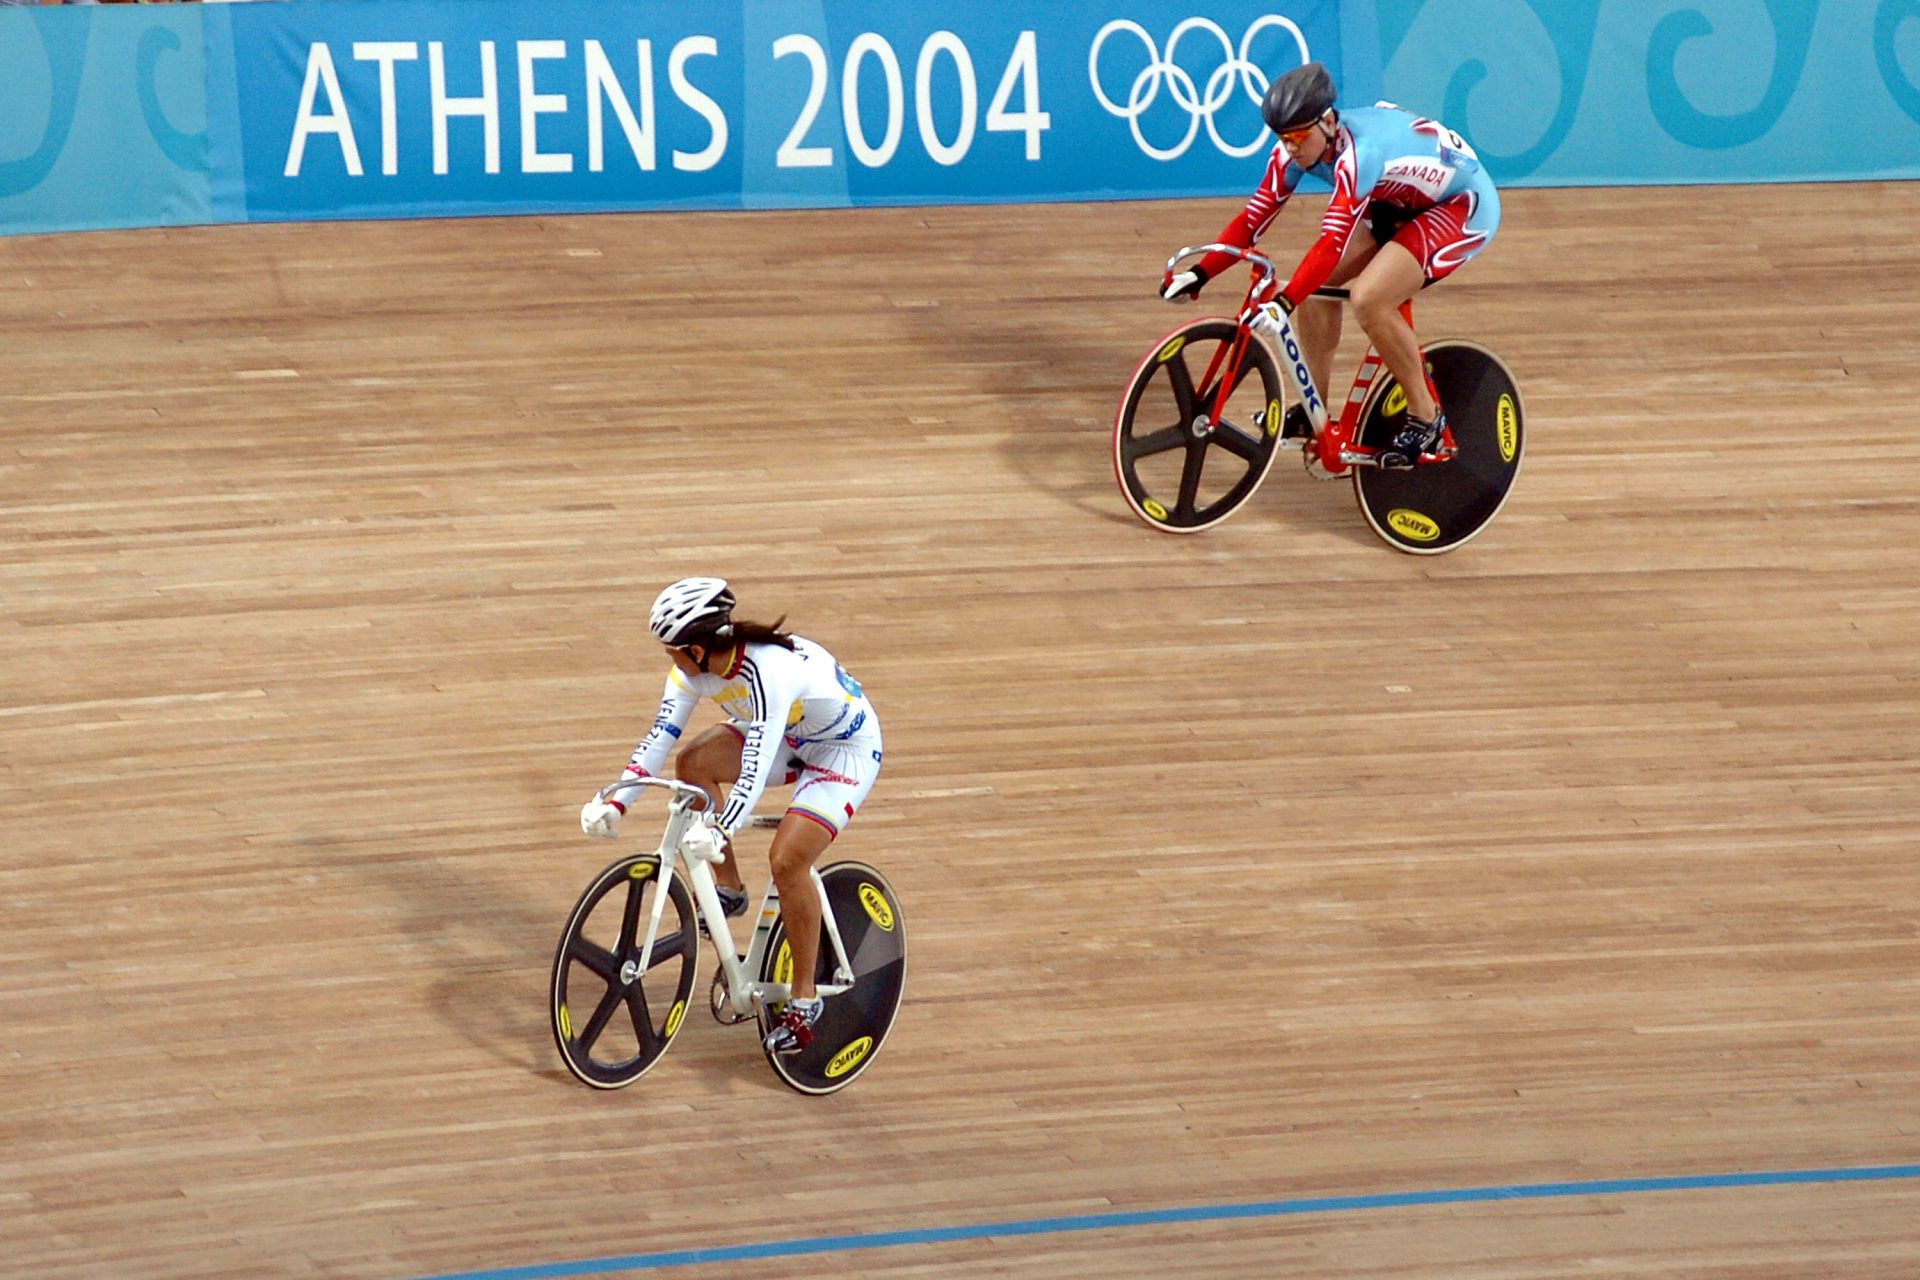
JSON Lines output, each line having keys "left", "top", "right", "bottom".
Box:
{"left": 1161, "top": 61, "right": 1501, "bottom": 467}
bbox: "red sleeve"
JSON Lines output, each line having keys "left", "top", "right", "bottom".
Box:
{"left": 1278, "top": 154, "right": 1368, "bottom": 308}
{"left": 1197, "top": 146, "right": 1296, "bottom": 281}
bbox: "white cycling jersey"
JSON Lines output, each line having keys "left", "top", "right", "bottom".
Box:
{"left": 622, "top": 636, "right": 881, "bottom": 835}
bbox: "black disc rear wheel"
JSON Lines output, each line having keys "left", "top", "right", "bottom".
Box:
{"left": 1353, "top": 339, "right": 1524, "bottom": 554}
{"left": 758, "top": 862, "right": 906, "bottom": 1095}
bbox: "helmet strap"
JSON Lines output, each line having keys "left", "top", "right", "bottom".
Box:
{"left": 681, "top": 619, "right": 736, "bottom": 673}
{"left": 690, "top": 638, "right": 737, "bottom": 675}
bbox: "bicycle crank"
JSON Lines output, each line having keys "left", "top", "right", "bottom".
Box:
{"left": 709, "top": 966, "right": 752, "bottom": 1025}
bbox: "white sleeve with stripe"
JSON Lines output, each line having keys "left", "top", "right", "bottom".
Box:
{"left": 716, "top": 650, "right": 802, "bottom": 836}
{"left": 620, "top": 670, "right": 699, "bottom": 793}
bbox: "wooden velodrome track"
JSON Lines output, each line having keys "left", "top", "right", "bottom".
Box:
{"left": 4, "top": 181, "right": 1919, "bottom": 1279}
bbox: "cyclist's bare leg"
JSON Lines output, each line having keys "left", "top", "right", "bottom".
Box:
{"left": 1347, "top": 241, "right": 1436, "bottom": 422}
{"left": 768, "top": 813, "right": 835, "bottom": 1001}
{"left": 1297, "top": 233, "right": 1380, "bottom": 401}
{"left": 672, "top": 725, "right": 747, "bottom": 892}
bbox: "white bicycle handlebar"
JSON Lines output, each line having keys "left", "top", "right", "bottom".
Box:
{"left": 597, "top": 774, "right": 709, "bottom": 809}
{"left": 595, "top": 775, "right": 782, "bottom": 829}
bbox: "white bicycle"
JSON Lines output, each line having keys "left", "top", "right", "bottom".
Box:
{"left": 549, "top": 777, "right": 906, "bottom": 1095}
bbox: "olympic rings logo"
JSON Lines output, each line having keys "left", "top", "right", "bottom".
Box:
{"left": 1088, "top": 17, "right": 1311, "bottom": 161}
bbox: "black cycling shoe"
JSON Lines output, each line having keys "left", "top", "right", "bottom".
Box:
{"left": 1281, "top": 403, "right": 1314, "bottom": 441}
{"left": 1379, "top": 409, "right": 1444, "bottom": 469}
{"left": 698, "top": 884, "right": 750, "bottom": 938}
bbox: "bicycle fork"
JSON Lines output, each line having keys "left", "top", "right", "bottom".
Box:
{"left": 624, "top": 805, "right": 693, "bottom": 987}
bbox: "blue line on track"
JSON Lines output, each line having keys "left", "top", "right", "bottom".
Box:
{"left": 414, "top": 1162, "right": 1920, "bottom": 1280}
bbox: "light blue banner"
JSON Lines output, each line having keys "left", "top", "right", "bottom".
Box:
{"left": 0, "top": 7, "right": 213, "bottom": 234}
{"left": 1376, "top": 0, "right": 1920, "bottom": 185}
{"left": 2, "top": 0, "right": 1918, "bottom": 236}
{"left": 217, "top": 0, "right": 1348, "bottom": 222}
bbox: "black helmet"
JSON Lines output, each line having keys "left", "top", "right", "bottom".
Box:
{"left": 1262, "top": 61, "right": 1336, "bottom": 135}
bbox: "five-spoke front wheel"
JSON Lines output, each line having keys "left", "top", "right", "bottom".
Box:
{"left": 550, "top": 854, "right": 699, "bottom": 1089}
{"left": 1113, "top": 319, "right": 1287, "bottom": 533}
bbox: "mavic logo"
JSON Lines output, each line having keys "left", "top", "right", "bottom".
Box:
{"left": 859, "top": 883, "right": 895, "bottom": 931}
{"left": 1387, "top": 508, "right": 1440, "bottom": 542}
{"left": 826, "top": 1036, "right": 874, "bottom": 1078}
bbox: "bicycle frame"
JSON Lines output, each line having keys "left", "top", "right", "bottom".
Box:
{"left": 1166, "top": 243, "right": 1453, "bottom": 476}
{"left": 598, "top": 777, "right": 858, "bottom": 1016}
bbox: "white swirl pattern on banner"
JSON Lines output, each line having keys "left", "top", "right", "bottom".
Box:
{"left": 1087, "top": 16, "right": 1310, "bottom": 160}
{"left": 8, "top": 2, "right": 1920, "bottom": 236}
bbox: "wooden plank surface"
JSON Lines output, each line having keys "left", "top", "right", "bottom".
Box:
{"left": 2, "top": 182, "right": 1917, "bottom": 1278}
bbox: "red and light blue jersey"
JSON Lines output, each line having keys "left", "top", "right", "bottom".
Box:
{"left": 1200, "top": 102, "right": 1501, "bottom": 304}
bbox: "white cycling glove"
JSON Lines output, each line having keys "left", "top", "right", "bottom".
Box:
{"left": 1251, "top": 293, "right": 1297, "bottom": 333}
{"left": 579, "top": 798, "right": 624, "bottom": 838}
{"left": 1160, "top": 267, "right": 1206, "bottom": 302}
{"left": 679, "top": 820, "right": 727, "bottom": 862}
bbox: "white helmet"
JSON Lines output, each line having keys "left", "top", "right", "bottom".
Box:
{"left": 649, "top": 577, "right": 735, "bottom": 646}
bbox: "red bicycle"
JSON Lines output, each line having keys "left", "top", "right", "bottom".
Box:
{"left": 1112, "top": 243, "right": 1524, "bottom": 553}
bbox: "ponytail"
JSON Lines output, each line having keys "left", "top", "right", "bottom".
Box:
{"left": 727, "top": 615, "right": 796, "bottom": 650}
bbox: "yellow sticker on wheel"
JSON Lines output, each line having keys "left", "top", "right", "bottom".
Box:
{"left": 773, "top": 941, "right": 792, "bottom": 985}
{"left": 664, "top": 1000, "right": 686, "bottom": 1038}
{"left": 1497, "top": 394, "right": 1518, "bottom": 462}
{"left": 1387, "top": 509, "right": 1441, "bottom": 542}
{"left": 859, "top": 883, "right": 895, "bottom": 931}
{"left": 826, "top": 1036, "right": 874, "bottom": 1079}
{"left": 1142, "top": 498, "right": 1169, "bottom": 522}
{"left": 1265, "top": 399, "right": 1281, "bottom": 438}
{"left": 628, "top": 862, "right": 654, "bottom": 881}
{"left": 1384, "top": 385, "right": 1406, "bottom": 416}
{"left": 558, "top": 1003, "right": 572, "bottom": 1040}
{"left": 1156, "top": 336, "right": 1186, "bottom": 363}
